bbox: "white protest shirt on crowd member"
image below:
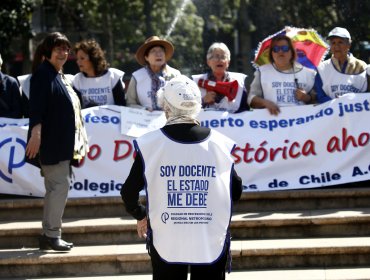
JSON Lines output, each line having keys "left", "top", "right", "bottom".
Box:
{"left": 73, "top": 68, "right": 124, "bottom": 107}
{"left": 192, "top": 72, "right": 246, "bottom": 113}
{"left": 18, "top": 74, "right": 74, "bottom": 100}
{"left": 132, "top": 66, "right": 181, "bottom": 110}
{"left": 318, "top": 60, "right": 368, "bottom": 98}
{"left": 259, "top": 63, "right": 316, "bottom": 106}
{"left": 135, "top": 128, "right": 235, "bottom": 264}
{"left": 17, "top": 75, "right": 31, "bottom": 99}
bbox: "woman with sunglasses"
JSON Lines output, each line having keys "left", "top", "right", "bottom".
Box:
{"left": 248, "top": 34, "right": 316, "bottom": 115}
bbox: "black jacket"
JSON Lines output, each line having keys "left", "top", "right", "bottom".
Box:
{"left": 0, "top": 72, "right": 22, "bottom": 118}
{"left": 27, "top": 60, "right": 77, "bottom": 165}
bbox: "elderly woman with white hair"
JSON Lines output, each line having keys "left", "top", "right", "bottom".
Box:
{"left": 315, "top": 27, "right": 370, "bottom": 103}
{"left": 192, "top": 42, "right": 248, "bottom": 113}
{"left": 121, "top": 75, "right": 242, "bottom": 280}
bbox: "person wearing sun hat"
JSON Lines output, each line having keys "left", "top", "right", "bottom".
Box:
{"left": 121, "top": 75, "right": 242, "bottom": 280}
{"left": 315, "top": 27, "right": 370, "bottom": 103}
{"left": 126, "top": 36, "right": 181, "bottom": 111}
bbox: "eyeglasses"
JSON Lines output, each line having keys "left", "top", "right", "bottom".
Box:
{"left": 53, "top": 47, "right": 70, "bottom": 54}
{"left": 148, "top": 48, "right": 165, "bottom": 55}
{"left": 210, "top": 54, "right": 228, "bottom": 61}
{"left": 272, "top": 45, "right": 290, "bottom": 53}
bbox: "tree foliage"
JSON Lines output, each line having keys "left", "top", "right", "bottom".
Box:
{"left": 34, "top": 0, "right": 203, "bottom": 75}
{"left": 1, "top": 0, "right": 369, "bottom": 76}
{"left": 247, "top": 0, "right": 370, "bottom": 55}
{"left": 0, "top": 0, "right": 39, "bottom": 59}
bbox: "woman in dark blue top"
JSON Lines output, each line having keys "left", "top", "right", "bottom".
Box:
{"left": 26, "top": 32, "right": 89, "bottom": 251}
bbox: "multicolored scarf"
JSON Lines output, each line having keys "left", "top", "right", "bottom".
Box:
{"left": 145, "top": 65, "right": 166, "bottom": 110}
{"left": 61, "top": 73, "right": 89, "bottom": 160}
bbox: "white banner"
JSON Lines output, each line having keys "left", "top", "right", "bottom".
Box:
{"left": 120, "top": 106, "right": 166, "bottom": 137}
{"left": 1, "top": 93, "right": 370, "bottom": 197}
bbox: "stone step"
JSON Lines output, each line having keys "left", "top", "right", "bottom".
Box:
{"left": 235, "top": 237, "right": 370, "bottom": 269}
{"left": 2, "top": 237, "right": 370, "bottom": 278}
{"left": 2, "top": 208, "right": 370, "bottom": 249}
{"left": 2, "top": 186, "right": 370, "bottom": 221}
{"left": 11, "top": 267, "right": 370, "bottom": 280}
{"left": 232, "top": 207, "right": 370, "bottom": 239}
{"left": 234, "top": 185, "right": 370, "bottom": 212}
{"left": 0, "top": 217, "right": 143, "bottom": 249}
{"left": 0, "top": 196, "right": 126, "bottom": 221}
{"left": 3, "top": 208, "right": 370, "bottom": 249}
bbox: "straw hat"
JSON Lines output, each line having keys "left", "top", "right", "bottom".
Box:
{"left": 135, "top": 36, "right": 174, "bottom": 66}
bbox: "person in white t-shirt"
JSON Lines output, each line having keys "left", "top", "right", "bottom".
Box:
{"left": 73, "top": 39, "right": 126, "bottom": 108}
{"left": 248, "top": 34, "right": 316, "bottom": 115}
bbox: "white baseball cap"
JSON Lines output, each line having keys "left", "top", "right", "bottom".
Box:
{"left": 327, "top": 27, "right": 351, "bottom": 41}
{"left": 161, "top": 75, "right": 201, "bottom": 111}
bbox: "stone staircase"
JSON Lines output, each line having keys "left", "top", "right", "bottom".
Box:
{"left": 1, "top": 184, "right": 370, "bottom": 279}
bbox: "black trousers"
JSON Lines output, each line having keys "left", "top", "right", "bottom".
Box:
{"left": 150, "top": 243, "right": 228, "bottom": 280}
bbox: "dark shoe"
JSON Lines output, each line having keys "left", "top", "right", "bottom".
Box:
{"left": 39, "top": 235, "right": 73, "bottom": 251}
{"left": 61, "top": 239, "right": 74, "bottom": 248}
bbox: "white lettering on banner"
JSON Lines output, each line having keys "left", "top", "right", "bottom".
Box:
{"left": 1, "top": 95, "right": 370, "bottom": 197}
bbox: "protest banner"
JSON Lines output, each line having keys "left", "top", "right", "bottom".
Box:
{"left": 1, "top": 93, "right": 369, "bottom": 197}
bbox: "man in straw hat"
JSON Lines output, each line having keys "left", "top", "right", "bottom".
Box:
{"left": 126, "top": 36, "right": 181, "bottom": 111}
{"left": 121, "top": 75, "right": 242, "bottom": 280}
